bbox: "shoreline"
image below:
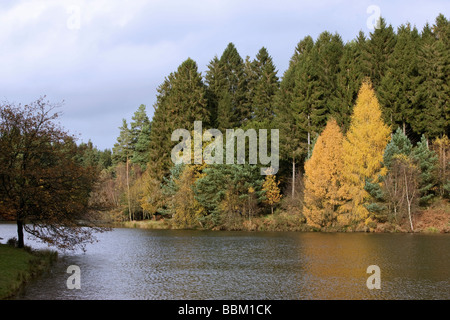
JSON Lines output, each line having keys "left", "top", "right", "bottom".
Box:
{"left": 0, "top": 244, "right": 57, "bottom": 300}
{"left": 116, "top": 209, "right": 449, "bottom": 234}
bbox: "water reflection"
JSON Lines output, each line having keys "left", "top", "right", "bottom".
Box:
{"left": 0, "top": 224, "right": 448, "bottom": 300}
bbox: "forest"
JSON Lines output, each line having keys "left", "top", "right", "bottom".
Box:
{"left": 80, "top": 14, "right": 448, "bottom": 233}
{"left": 2, "top": 15, "right": 449, "bottom": 240}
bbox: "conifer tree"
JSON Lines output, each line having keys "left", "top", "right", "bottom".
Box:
{"left": 249, "top": 47, "right": 280, "bottom": 124}
{"left": 112, "top": 119, "right": 133, "bottom": 164}
{"left": 412, "top": 135, "right": 438, "bottom": 205}
{"left": 332, "top": 32, "right": 366, "bottom": 131}
{"left": 303, "top": 119, "right": 345, "bottom": 228}
{"left": 213, "top": 43, "right": 249, "bottom": 130}
{"left": 378, "top": 24, "right": 420, "bottom": 131}
{"left": 383, "top": 127, "right": 413, "bottom": 168}
{"left": 412, "top": 20, "right": 449, "bottom": 139}
{"left": 361, "top": 17, "right": 396, "bottom": 88}
{"left": 130, "top": 104, "right": 151, "bottom": 169}
{"left": 275, "top": 36, "right": 314, "bottom": 195}
{"left": 147, "top": 74, "right": 175, "bottom": 181}
{"left": 147, "top": 58, "right": 209, "bottom": 181}
{"left": 340, "top": 80, "right": 391, "bottom": 225}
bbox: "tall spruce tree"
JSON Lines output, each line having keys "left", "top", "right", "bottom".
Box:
{"left": 130, "top": 104, "right": 151, "bottom": 169}
{"left": 361, "top": 17, "right": 397, "bottom": 88}
{"left": 332, "top": 32, "right": 366, "bottom": 131}
{"left": 147, "top": 58, "right": 209, "bottom": 181}
{"left": 275, "top": 36, "right": 314, "bottom": 195}
{"left": 378, "top": 24, "right": 420, "bottom": 132}
{"left": 412, "top": 23, "right": 449, "bottom": 139}
{"left": 214, "top": 43, "right": 249, "bottom": 130}
{"left": 147, "top": 74, "right": 175, "bottom": 181}
{"left": 248, "top": 47, "right": 280, "bottom": 124}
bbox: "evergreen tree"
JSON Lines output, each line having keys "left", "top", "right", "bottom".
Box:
{"left": 147, "top": 74, "right": 176, "bottom": 181}
{"left": 332, "top": 32, "right": 366, "bottom": 131}
{"left": 383, "top": 127, "right": 413, "bottom": 168}
{"left": 214, "top": 43, "right": 249, "bottom": 130}
{"left": 275, "top": 36, "right": 314, "bottom": 195}
{"left": 194, "top": 164, "right": 264, "bottom": 228}
{"left": 112, "top": 119, "right": 133, "bottom": 164}
{"left": 378, "top": 24, "right": 420, "bottom": 132}
{"left": 412, "top": 135, "right": 438, "bottom": 205}
{"left": 248, "top": 47, "right": 280, "bottom": 123}
{"left": 412, "top": 19, "right": 449, "bottom": 138}
{"left": 361, "top": 17, "right": 397, "bottom": 88}
{"left": 130, "top": 104, "right": 151, "bottom": 169}
{"left": 205, "top": 56, "right": 221, "bottom": 127}
{"left": 168, "top": 58, "right": 210, "bottom": 130}
{"left": 147, "top": 58, "right": 209, "bottom": 181}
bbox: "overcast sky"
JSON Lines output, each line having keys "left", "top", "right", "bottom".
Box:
{"left": 1, "top": 0, "right": 448, "bottom": 150}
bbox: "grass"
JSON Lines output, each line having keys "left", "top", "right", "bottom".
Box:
{"left": 0, "top": 244, "right": 57, "bottom": 299}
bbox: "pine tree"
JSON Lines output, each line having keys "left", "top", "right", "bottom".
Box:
{"left": 303, "top": 119, "right": 345, "bottom": 228}
{"left": 340, "top": 80, "right": 391, "bottom": 226}
{"left": 412, "top": 135, "right": 438, "bottom": 205}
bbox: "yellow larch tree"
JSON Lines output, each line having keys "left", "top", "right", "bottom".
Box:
{"left": 339, "top": 79, "right": 391, "bottom": 226}
{"left": 303, "top": 119, "right": 345, "bottom": 228}
{"left": 262, "top": 170, "right": 282, "bottom": 214}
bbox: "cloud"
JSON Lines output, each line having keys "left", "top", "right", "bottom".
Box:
{"left": 0, "top": 0, "right": 448, "bottom": 149}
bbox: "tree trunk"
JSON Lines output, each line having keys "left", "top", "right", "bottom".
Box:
{"left": 126, "top": 157, "right": 132, "bottom": 221}
{"left": 17, "top": 219, "right": 24, "bottom": 248}
{"left": 404, "top": 167, "right": 414, "bottom": 232}
{"left": 292, "top": 157, "right": 295, "bottom": 197}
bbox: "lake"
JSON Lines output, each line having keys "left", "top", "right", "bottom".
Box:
{"left": 1, "top": 223, "right": 449, "bottom": 300}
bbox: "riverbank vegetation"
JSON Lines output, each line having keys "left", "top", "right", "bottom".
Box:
{"left": 0, "top": 243, "right": 57, "bottom": 299}
{"left": 90, "top": 14, "right": 449, "bottom": 233}
{"left": 1, "top": 14, "right": 449, "bottom": 241}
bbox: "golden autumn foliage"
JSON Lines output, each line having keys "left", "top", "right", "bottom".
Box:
{"left": 303, "top": 119, "right": 345, "bottom": 228}
{"left": 339, "top": 80, "right": 391, "bottom": 225}
{"left": 262, "top": 172, "right": 282, "bottom": 214}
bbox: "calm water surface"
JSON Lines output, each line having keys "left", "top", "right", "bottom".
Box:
{"left": 1, "top": 223, "right": 449, "bottom": 300}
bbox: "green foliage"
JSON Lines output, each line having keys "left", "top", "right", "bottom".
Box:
{"left": 383, "top": 127, "right": 413, "bottom": 168}
{"left": 194, "top": 164, "right": 264, "bottom": 228}
{"left": 412, "top": 135, "right": 438, "bottom": 205}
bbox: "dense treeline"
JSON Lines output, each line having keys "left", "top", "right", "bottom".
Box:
{"left": 91, "top": 14, "right": 449, "bottom": 231}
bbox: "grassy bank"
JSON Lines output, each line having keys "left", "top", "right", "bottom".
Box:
{"left": 0, "top": 244, "right": 57, "bottom": 299}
